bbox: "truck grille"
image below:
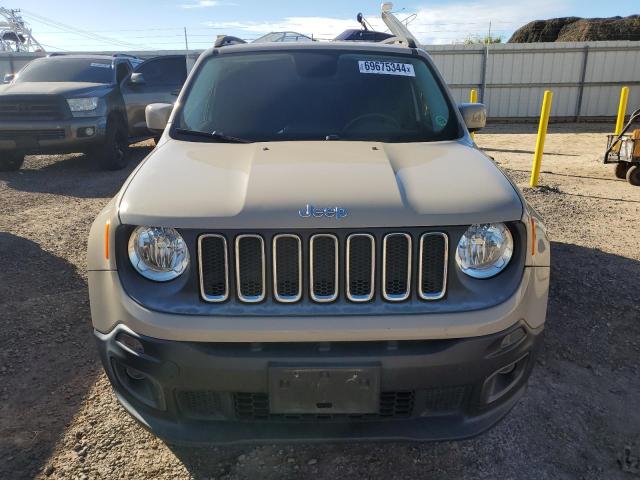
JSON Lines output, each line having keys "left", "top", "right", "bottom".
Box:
{"left": 0, "top": 96, "right": 66, "bottom": 121}
{"left": 198, "top": 231, "right": 448, "bottom": 304}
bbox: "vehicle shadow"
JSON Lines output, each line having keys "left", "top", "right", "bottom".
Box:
{"left": 483, "top": 147, "right": 579, "bottom": 157}
{"left": 0, "top": 142, "right": 152, "bottom": 199}
{"left": 166, "top": 241, "right": 640, "bottom": 479}
{"left": 0, "top": 233, "right": 99, "bottom": 480}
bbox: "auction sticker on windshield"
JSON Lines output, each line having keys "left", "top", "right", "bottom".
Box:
{"left": 358, "top": 60, "right": 415, "bottom": 77}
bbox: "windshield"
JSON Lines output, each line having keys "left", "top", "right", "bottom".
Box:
{"left": 175, "top": 51, "right": 460, "bottom": 143}
{"left": 17, "top": 58, "right": 114, "bottom": 84}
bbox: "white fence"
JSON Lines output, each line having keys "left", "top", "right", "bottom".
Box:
{"left": 2, "top": 41, "right": 639, "bottom": 120}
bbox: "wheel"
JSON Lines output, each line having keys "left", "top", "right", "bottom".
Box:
{"left": 615, "top": 162, "right": 631, "bottom": 179}
{"left": 95, "top": 119, "right": 129, "bottom": 170}
{"left": 0, "top": 152, "right": 25, "bottom": 171}
{"left": 626, "top": 165, "right": 640, "bottom": 186}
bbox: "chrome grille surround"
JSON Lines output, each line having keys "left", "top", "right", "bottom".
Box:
{"left": 382, "top": 233, "right": 412, "bottom": 302}
{"left": 235, "top": 234, "right": 266, "bottom": 303}
{"left": 346, "top": 233, "right": 375, "bottom": 302}
{"left": 197, "top": 230, "right": 450, "bottom": 305}
{"left": 309, "top": 234, "right": 339, "bottom": 303}
{"left": 198, "top": 234, "right": 229, "bottom": 302}
{"left": 418, "top": 232, "right": 449, "bottom": 301}
{"left": 272, "top": 234, "right": 303, "bottom": 303}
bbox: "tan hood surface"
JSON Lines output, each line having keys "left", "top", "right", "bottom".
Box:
{"left": 119, "top": 140, "right": 522, "bottom": 229}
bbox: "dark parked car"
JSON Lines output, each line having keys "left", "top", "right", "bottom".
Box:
{"left": 334, "top": 29, "right": 395, "bottom": 42}
{"left": 0, "top": 54, "right": 187, "bottom": 171}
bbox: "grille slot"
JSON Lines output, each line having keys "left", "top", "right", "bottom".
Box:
{"left": 0, "top": 129, "right": 65, "bottom": 140}
{"left": 346, "top": 234, "right": 375, "bottom": 302}
{"left": 379, "top": 390, "right": 415, "bottom": 417}
{"left": 177, "top": 391, "right": 223, "bottom": 419}
{"left": 423, "top": 386, "right": 468, "bottom": 414}
{"left": 310, "top": 234, "right": 338, "bottom": 303}
{"left": 234, "top": 391, "right": 415, "bottom": 421}
{"left": 235, "top": 235, "right": 266, "bottom": 303}
{"left": 418, "top": 233, "right": 449, "bottom": 300}
{"left": 199, "top": 234, "right": 229, "bottom": 302}
{"left": 382, "top": 233, "right": 412, "bottom": 302}
{"left": 273, "top": 234, "right": 302, "bottom": 303}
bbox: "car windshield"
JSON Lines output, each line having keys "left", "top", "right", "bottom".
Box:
{"left": 16, "top": 58, "right": 114, "bottom": 84}
{"left": 175, "top": 50, "right": 460, "bottom": 143}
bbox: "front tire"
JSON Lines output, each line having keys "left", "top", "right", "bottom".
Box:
{"left": 626, "top": 165, "right": 640, "bottom": 186}
{"left": 615, "top": 162, "right": 631, "bottom": 179}
{"left": 96, "top": 119, "right": 129, "bottom": 170}
{"left": 0, "top": 152, "right": 25, "bottom": 171}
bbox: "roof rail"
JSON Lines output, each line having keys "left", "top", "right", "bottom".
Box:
{"left": 113, "top": 53, "right": 140, "bottom": 60}
{"left": 214, "top": 35, "right": 247, "bottom": 48}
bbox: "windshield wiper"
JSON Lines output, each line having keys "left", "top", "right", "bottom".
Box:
{"left": 174, "top": 128, "right": 250, "bottom": 144}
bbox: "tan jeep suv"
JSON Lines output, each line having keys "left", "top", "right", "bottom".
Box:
{"left": 87, "top": 24, "right": 550, "bottom": 443}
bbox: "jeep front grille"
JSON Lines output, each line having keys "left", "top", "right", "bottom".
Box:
{"left": 273, "top": 234, "right": 302, "bottom": 302}
{"left": 310, "top": 234, "right": 338, "bottom": 302}
{"left": 0, "top": 96, "right": 66, "bottom": 121}
{"left": 382, "top": 233, "right": 412, "bottom": 302}
{"left": 198, "top": 231, "right": 448, "bottom": 304}
{"left": 235, "top": 234, "right": 266, "bottom": 303}
{"left": 346, "top": 234, "right": 375, "bottom": 302}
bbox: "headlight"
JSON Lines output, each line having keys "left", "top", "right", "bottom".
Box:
{"left": 67, "top": 97, "right": 99, "bottom": 112}
{"left": 455, "top": 223, "right": 513, "bottom": 279}
{"left": 128, "top": 226, "right": 189, "bottom": 282}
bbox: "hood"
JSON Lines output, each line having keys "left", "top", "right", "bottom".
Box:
{"left": 119, "top": 140, "right": 522, "bottom": 229}
{"left": 0, "top": 82, "right": 110, "bottom": 97}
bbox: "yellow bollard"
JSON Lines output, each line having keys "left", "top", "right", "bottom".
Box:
{"left": 469, "top": 89, "right": 478, "bottom": 140}
{"left": 530, "top": 90, "right": 553, "bottom": 188}
{"left": 614, "top": 86, "right": 629, "bottom": 136}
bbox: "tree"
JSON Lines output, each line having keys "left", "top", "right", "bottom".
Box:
{"left": 463, "top": 36, "right": 502, "bottom": 45}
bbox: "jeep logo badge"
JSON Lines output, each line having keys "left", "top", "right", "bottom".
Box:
{"left": 299, "top": 204, "right": 349, "bottom": 219}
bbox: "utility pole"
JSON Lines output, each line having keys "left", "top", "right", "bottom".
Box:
{"left": 184, "top": 27, "right": 189, "bottom": 51}
{"left": 487, "top": 21, "right": 492, "bottom": 42}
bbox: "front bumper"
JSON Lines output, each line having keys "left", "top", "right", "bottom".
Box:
{"left": 0, "top": 117, "right": 107, "bottom": 154}
{"left": 96, "top": 321, "right": 542, "bottom": 444}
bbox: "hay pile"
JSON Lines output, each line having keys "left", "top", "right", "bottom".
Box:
{"left": 509, "top": 16, "right": 640, "bottom": 43}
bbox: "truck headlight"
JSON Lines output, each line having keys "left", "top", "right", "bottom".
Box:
{"left": 128, "top": 226, "right": 189, "bottom": 281}
{"left": 67, "top": 97, "right": 99, "bottom": 112}
{"left": 455, "top": 223, "right": 513, "bottom": 279}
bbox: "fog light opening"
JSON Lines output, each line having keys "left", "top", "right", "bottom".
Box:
{"left": 125, "top": 366, "right": 146, "bottom": 380}
{"left": 111, "top": 359, "right": 165, "bottom": 411}
{"left": 482, "top": 354, "right": 529, "bottom": 404}
{"left": 116, "top": 332, "right": 145, "bottom": 355}
{"left": 500, "top": 327, "right": 526, "bottom": 350}
{"left": 78, "top": 127, "right": 96, "bottom": 138}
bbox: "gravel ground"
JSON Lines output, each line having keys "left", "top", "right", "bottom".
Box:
{"left": 1, "top": 123, "right": 639, "bottom": 480}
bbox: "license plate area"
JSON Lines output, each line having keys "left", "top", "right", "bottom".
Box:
{"left": 269, "top": 366, "right": 380, "bottom": 415}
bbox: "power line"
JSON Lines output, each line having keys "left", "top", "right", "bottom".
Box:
{"left": 20, "top": 10, "right": 152, "bottom": 49}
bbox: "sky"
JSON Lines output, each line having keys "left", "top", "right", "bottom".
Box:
{"left": 3, "top": 0, "right": 639, "bottom": 52}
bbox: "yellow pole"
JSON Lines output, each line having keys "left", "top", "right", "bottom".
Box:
{"left": 530, "top": 90, "right": 553, "bottom": 188}
{"left": 614, "top": 86, "right": 629, "bottom": 136}
{"left": 469, "top": 89, "right": 478, "bottom": 140}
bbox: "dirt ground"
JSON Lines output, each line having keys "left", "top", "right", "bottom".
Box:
{"left": 1, "top": 123, "right": 639, "bottom": 480}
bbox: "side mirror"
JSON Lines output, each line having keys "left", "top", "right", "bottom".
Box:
{"left": 129, "top": 72, "right": 146, "bottom": 85}
{"left": 3, "top": 73, "right": 15, "bottom": 84}
{"left": 458, "top": 103, "right": 487, "bottom": 133}
{"left": 145, "top": 103, "right": 173, "bottom": 132}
